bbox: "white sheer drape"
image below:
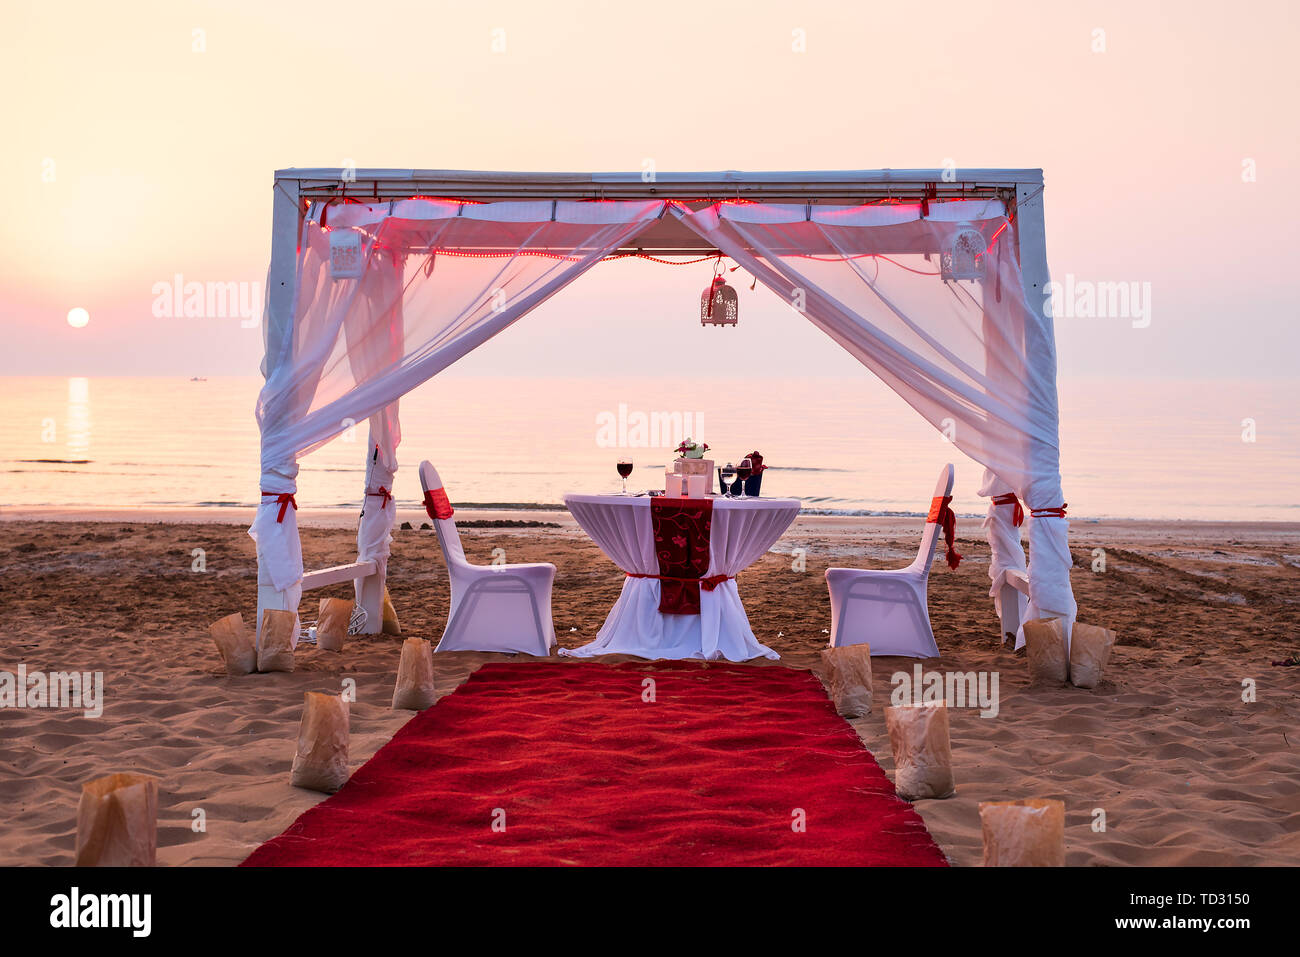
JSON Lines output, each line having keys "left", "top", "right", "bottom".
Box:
{"left": 251, "top": 199, "right": 665, "bottom": 592}
{"left": 351, "top": 255, "right": 404, "bottom": 602}
{"left": 672, "top": 200, "right": 1075, "bottom": 633}
{"left": 250, "top": 193, "right": 1074, "bottom": 642}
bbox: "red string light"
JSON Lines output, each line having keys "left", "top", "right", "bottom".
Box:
{"left": 312, "top": 195, "right": 1005, "bottom": 279}
{"left": 608, "top": 253, "right": 719, "bottom": 265}
{"left": 404, "top": 195, "right": 484, "bottom": 204}
{"left": 328, "top": 242, "right": 946, "bottom": 274}
{"left": 984, "top": 220, "right": 1010, "bottom": 252}
{"left": 791, "top": 252, "right": 941, "bottom": 276}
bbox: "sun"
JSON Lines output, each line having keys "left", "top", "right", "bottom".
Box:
{"left": 66, "top": 307, "right": 90, "bottom": 329}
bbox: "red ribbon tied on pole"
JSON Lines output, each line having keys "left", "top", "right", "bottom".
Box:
{"left": 927, "top": 495, "right": 962, "bottom": 570}
{"left": 367, "top": 486, "right": 392, "bottom": 509}
{"left": 1030, "top": 503, "right": 1068, "bottom": 519}
{"left": 423, "top": 488, "right": 454, "bottom": 521}
{"left": 991, "top": 492, "right": 1024, "bottom": 527}
{"left": 260, "top": 491, "right": 297, "bottom": 523}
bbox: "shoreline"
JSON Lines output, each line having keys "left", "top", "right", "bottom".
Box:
{"left": 3, "top": 504, "right": 1297, "bottom": 538}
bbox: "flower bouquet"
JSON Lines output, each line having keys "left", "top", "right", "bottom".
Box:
{"left": 673, "top": 438, "right": 712, "bottom": 477}
{"left": 675, "top": 438, "right": 710, "bottom": 459}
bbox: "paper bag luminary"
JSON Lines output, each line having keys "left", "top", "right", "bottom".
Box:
{"left": 257, "top": 608, "right": 297, "bottom": 673}
{"left": 1023, "top": 617, "right": 1069, "bottom": 686}
{"left": 290, "top": 692, "right": 350, "bottom": 793}
{"left": 1068, "top": 622, "right": 1117, "bottom": 689}
{"left": 209, "top": 612, "right": 256, "bottom": 675}
{"left": 979, "top": 798, "right": 1066, "bottom": 866}
{"left": 821, "top": 643, "right": 873, "bottom": 717}
{"left": 74, "top": 773, "right": 160, "bottom": 867}
{"left": 391, "top": 637, "right": 437, "bottom": 711}
{"left": 316, "top": 597, "right": 351, "bottom": 653}
{"left": 381, "top": 587, "right": 402, "bottom": 636}
{"left": 884, "top": 702, "right": 955, "bottom": 800}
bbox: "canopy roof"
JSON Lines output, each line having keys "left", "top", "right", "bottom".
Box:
{"left": 277, "top": 166, "right": 1043, "bottom": 196}
{"left": 276, "top": 168, "right": 1043, "bottom": 256}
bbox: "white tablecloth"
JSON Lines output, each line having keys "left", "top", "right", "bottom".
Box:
{"left": 562, "top": 493, "right": 801, "bottom": 661}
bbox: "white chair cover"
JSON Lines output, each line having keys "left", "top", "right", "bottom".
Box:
{"left": 825, "top": 465, "right": 955, "bottom": 658}
{"left": 419, "top": 461, "right": 555, "bottom": 655}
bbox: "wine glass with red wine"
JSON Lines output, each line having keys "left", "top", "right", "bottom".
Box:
{"left": 617, "top": 460, "right": 634, "bottom": 495}
{"left": 734, "top": 457, "right": 753, "bottom": 499}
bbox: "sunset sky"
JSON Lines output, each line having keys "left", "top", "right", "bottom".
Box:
{"left": 3, "top": 0, "right": 1297, "bottom": 379}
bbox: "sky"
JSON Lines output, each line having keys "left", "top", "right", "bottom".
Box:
{"left": 2, "top": 0, "right": 1298, "bottom": 380}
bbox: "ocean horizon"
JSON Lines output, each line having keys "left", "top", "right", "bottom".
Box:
{"left": 2, "top": 374, "right": 1296, "bottom": 523}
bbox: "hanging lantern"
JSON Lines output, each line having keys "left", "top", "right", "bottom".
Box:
{"left": 940, "top": 226, "right": 986, "bottom": 281}
{"left": 329, "top": 227, "right": 365, "bottom": 280}
{"left": 700, "top": 260, "right": 739, "bottom": 327}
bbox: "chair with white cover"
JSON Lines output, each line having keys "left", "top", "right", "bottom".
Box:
{"left": 825, "top": 464, "right": 958, "bottom": 658}
{"left": 418, "top": 460, "right": 556, "bottom": 655}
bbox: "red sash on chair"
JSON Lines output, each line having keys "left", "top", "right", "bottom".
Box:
{"left": 640, "top": 497, "right": 717, "bottom": 615}
{"left": 927, "top": 495, "right": 962, "bottom": 570}
{"left": 423, "top": 488, "right": 454, "bottom": 520}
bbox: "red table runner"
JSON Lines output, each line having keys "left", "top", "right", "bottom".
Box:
{"left": 650, "top": 497, "right": 713, "bottom": 615}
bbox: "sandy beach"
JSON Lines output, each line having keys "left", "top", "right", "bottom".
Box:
{"left": 1, "top": 510, "right": 1297, "bottom": 866}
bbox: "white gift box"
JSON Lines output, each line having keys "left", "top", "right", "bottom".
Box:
{"left": 673, "top": 457, "right": 713, "bottom": 477}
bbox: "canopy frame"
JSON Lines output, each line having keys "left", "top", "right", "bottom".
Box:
{"left": 258, "top": 168, "right": 1058, "bottom": 649}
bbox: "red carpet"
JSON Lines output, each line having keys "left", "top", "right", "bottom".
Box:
{"left": 243, "top": 661, "right": 948, "bottom": 866}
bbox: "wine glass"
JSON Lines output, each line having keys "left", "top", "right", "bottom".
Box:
{"left": 720, "top": 463, "right": 737, "bottom": 498}
{"left": 616, "top": 460, "right": 633, "bottom": 495}
{"left": 734, "top": 458, "right": 753, "bottom": 499}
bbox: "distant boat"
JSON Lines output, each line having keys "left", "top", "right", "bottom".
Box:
{"left": 190, "top": 376, "right": 207, "bottom": 382}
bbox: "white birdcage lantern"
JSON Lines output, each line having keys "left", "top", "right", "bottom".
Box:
{"left": 941, "top": 226, "right": 987, "bottom": 281}
{"left": 700, "top": 275, "right": 739, "bottom": 327}
{"left": 329, "top": 227, "right": 365, "bottom": 280}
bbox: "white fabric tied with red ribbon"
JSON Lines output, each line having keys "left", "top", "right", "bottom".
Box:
{"left": 979, "top": 468, "right": 1029, "bottom": 647}
{"left": 250, "top": 464, "right": 303, "bottom": 597}
{"left": 1025, "top": 505, "right": 1077, "bottom": 650}
{"left": 357, "top": 405, "right": 400, "bottom": 586}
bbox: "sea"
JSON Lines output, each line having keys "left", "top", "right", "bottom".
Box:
{"left": 1, "top": 375, "right": 1296, "bottom": 522}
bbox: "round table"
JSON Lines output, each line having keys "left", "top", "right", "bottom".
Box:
{"left": 562, "top": 493, "right": 802, "bottom": 661}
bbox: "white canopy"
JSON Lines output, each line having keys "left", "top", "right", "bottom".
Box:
{"left": 252, "top": 169, "right": 1075, "bottom": 650}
